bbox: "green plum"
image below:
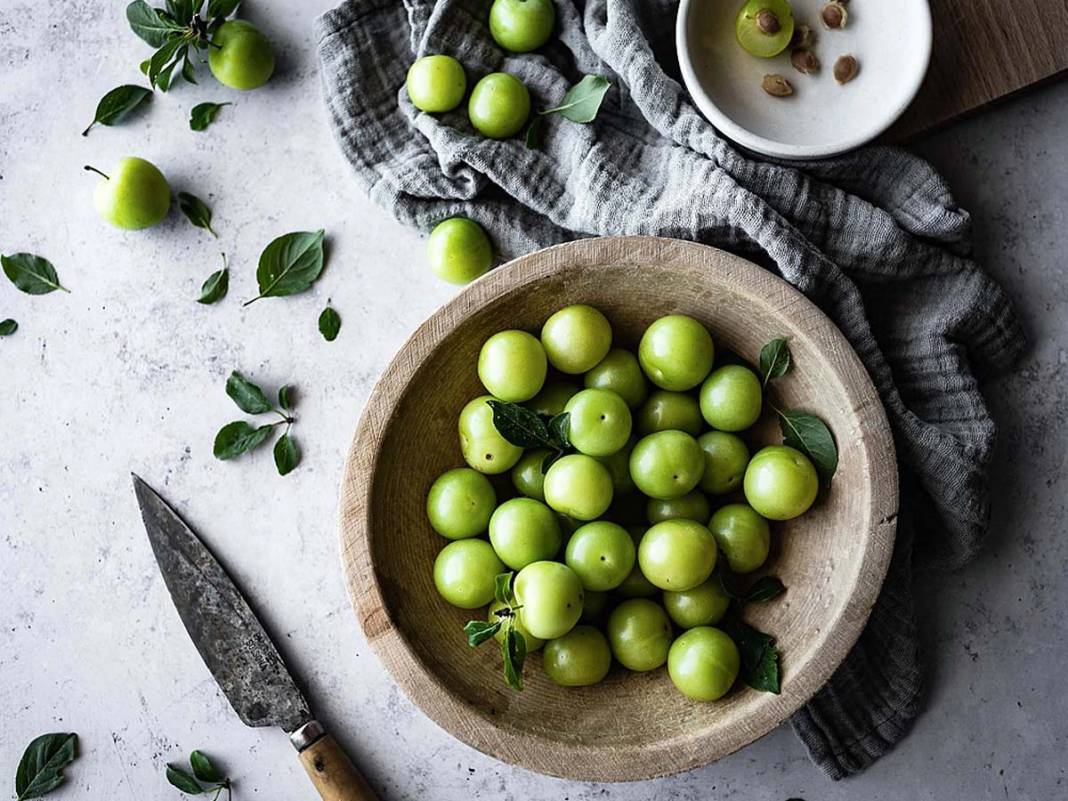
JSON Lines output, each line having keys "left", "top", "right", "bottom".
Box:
{"left": 489, "top": 497, "right": 562, "bottom": 570}
{"left": 426, "top": 467, "right": 497, "bottom": 539}
{"left": 580, "top": 589, "right": 608, "bottom": 623}
{"left": 629, "top": 430, "right": 705, "bottom": 500}
{"left": 743, "top": 445, "right": 819, "bottom": 520}
{"left": 543, "top": 454, "right": 614, "bottom": 521}
{"left": 458, "top": 395, "right": 524, "bottom": 474}
{"left": 636, "top": 390, "right": 704, "bottom": 436}
{"left": 616, "top": 527, "right": 660, "bottom": 598}
{"left": 468, "top": 72, "right": 530, "bottom": 139}
{"left": 564, "top": 388, "right": 632, "bottom": 457}
{"left": 514, "top": 560, "right": 584, "bottom": 639}
{"left": 478, "top": 330, "right": 547, "bottom": 402}
{"left": 646, "top": 489, "right": 710, "bottom": 524}
{"left": 540, "top": 304, "right": 613, "bottom": 374}
{"left": 585, "top": 348, "right": 648, "bottom": 409}
{"left": 208, "top": 20, "right": 275, "bottom": 90}
{"left": 667, "top": 627, "right": 740, "bottom": 701}
{"left": 526, "top": 381, "right": 579, "bottom": 417}
{"left": 607, "top": 598, "right": 673, "bottom": 672}
{"left": 699, "top": 365, "right": 763, "bottom": 432}
{"left": 638, "top": 518, "right": 717, "bottom": 591}
{"left": 489, "top": 0, "right": 556, "bottom": 52}
{"left": 86, "top": 158, "right": 170, "bottom": 230}
{"left": 564, "top": 521, "right": 635, "bottom": 591}
{"left": 488, "top": 600, "right": 544, "bottom": 651}
{"left": 405, "top": 54, "right": 467, "bottom": 112}
{"left": 663, "top": 576, "right": 731, "bottom": 628}
{"left": 543, "top": 625, "right": 612, "bottom": 686}
{"left": 427, "top": 217, "right": 492, "bottom": 284}
{"left": 735, "top": 0, "right": 795, "bottom": 58}
{"left": 638, "top": 315, "right": 715, "bottom": 391}
{"left": 698, "top": 431, "right": 750, "bottom": 494}
{"left": 511, "top": 449, "right": 550, "bottom": 501}
{"left": 596, "top": 437, "right": 636, "bottom": 494}
{"left": 433, "top": 539, "right": 505, "bottom": 609}
{"left": 708, "top": 503, "right": 770, "bottom": 574}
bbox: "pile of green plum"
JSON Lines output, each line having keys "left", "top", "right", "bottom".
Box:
{"left": 427, "top": 305, "right": 826, "bottom": 700}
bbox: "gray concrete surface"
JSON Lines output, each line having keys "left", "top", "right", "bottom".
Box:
{"left": 2, "top": 2, "right": 1065, "bottom": 799}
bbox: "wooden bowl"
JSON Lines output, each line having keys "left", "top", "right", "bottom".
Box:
{"left": 339, "top": 237, "right": 897, "bottom": 781}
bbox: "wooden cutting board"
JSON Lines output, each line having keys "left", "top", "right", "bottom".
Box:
{"left": 888, "top": 0, "right": 1068, "bottom": 140}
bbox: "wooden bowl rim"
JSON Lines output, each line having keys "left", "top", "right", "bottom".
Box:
{"left": 338, "top": 236, "right": 898, "bottom": 781}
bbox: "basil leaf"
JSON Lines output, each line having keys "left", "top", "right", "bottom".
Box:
{"left": 127, "top": 1, "right": 183, "bottom": 46}
{"left": 189, "top": 751, "right": 223, "bottom": 784}
{"left": 548, "top": 412, "right": 571, "bottom": 449}
{"left": 463, "top": 619, "right": 502, "bottom": 648}
{"left": 196, "top": 259, "right": 228, "bottom": 304}
{"left": 245, "top": 229, "right": 326, "bottom": 304}
{"left": 487, "top": 400, "right": 553, "bottom": 448}
{"left": 225, "top": 371, "right": 273, "bottom": 414}
{"left": 213, "top": 421, "right": 275, "bottom": 460}
{"left": 82, "top": 85, "right": 152, "bottom": 136}
{"left": 493, "top": 572, "right": 515, "bottom": 606}
{"left": 759, "top": 338, "right": 791, "bottom": 385}
{"left": 776, "top": 409, "right": 838, "bottom": 483}
{"left": 15, "top": 733, "right": 78, "bottom": 801}
{"left": 189, "top": 101, "right": 230, "bottom": 131}
{"left": 273, "top": 432, "right": 300, "bottom": 476}
{"left": 742, "top": 576, "right": 785, "bottom": 605}
{"left": 0, "top": 319, "right": 17, "bottom": 336}
{"left": 723, "top": 619, "right": 780, "bottom": 693}
{"left": 318, "top": 306, "right": 341, "bottom": 341}
{"left": 177, "top": 192, "right": 217, "bottom": 237}
{"left": 207, "top": 0, "right": 241, "bottom": 20}
{"left": 541, "top": 75, "right": 611, "bottom": 123}
{"left": 2, "top": 253, "right": 68, "bottom": 295}
{"left": 277, "top": 384, "right": 294, "bottom": 411}
{"left": 165, "top": 765, "right": 205, "bottom": 794}
{"left": 501, "top": 628, "right": 527, "bottom": 690}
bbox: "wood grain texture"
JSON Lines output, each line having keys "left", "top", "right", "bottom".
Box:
{"left": 889, "top": 0, "right": 1068, "bottom": 140}
{"left": 337, "top": 236, "right": 898, "bottom": 782}
{"left": 298, "top": 735, "right": 379, "bottom": 801}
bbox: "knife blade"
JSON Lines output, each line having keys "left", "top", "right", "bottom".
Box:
{"left": 133, "top": 474, "right": 378, "bottom": 801}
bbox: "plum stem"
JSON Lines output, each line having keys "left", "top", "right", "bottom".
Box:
{"left": 83, "top": 165, "right": 110, "bottom": 180}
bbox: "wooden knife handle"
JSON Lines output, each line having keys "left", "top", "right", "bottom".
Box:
{"left": 293, "top": 723, "right": 379, "bottom": 801}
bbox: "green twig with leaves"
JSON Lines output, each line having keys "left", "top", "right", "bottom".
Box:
{"left": 463, "top": 572, "right": 528, "bottom": 690}
{"left": 127, "top": 0, "right": 242, "bottom": 91}
{"left": 213, "top": 371, "right": 301, "bottom": 475}
{"left": 486, "top": 400, "right": 571, "bottom": 471}
{"left": 166, "top": 749, "right": 232, "bottom": 800}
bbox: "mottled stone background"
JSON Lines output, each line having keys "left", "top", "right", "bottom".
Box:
{"left": 1, "top": 1, "right": 1065, "bottom": 799}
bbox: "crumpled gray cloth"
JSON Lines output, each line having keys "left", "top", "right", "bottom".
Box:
{"left": 315, "top": 0, "right": 1025, "bottom": 780}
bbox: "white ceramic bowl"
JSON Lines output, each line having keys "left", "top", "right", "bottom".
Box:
{"left": 677, "top": 0, "right": 932, "bottom": 159}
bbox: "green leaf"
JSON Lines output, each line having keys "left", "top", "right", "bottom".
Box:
{"left": 723, "top": 619, "right": 780, "bottom": 693}
{"left": 273, "top": 432, "right": 300, "bottom": 476}
{"left": 759, "top": 338, "right": 791, "bottom": 385}
{"left": 177, "top": 192, "right": 217, "bottom": 237}
{"left": 501, "top": 628, "right": 527, "bottom": 691}
{"left": 165, "top": 765, "right": 205, "bottom": 794}
{"left": 541, "top": 75, "right": 611, "bottom": 123}
{"left": 213, "top": 421, "right": 276, "bottom": 460}
{"left": 127, "top": 1, "right": 184, "bottom": 47}
{"left": 493, "top": 572, "right": 515, "bottom": 606}
{"left": 196, "top": 256, "right": 228, "bottom": 304}
{"left": 318, "top": 306, "right": 341, "bottom": 342}
{"left": 189, "top": 101, "right": 230, "bottom": 131}
{"left": 207, "top": 0, "right": 241, "bottom": 20}
{"left": 523, "top": 117, "right": 544, "bottom": 150}
{"left": 189, "top": 751, "right": 223, "bottom": 784}
{"left": 82, "top": 85, "right": 152, "bottom": 136}
{"left": 15, "top": 733, "right": 78, "bottom": 800}
{"left": 776, "top": 409, "right": 838, "bottom": 483}
{"left": 463, "top": 619, "right": 502, "bottom": 648}
{"left": 166, "top": 0, "right": 196, "bottom": 25}
{"left": 181, "top": 51, "right": 198, "bottom": 85}
{"left": 245, "top": 229, "right": 326, "bottom": 304}
{"left": 486, "top": 400, "right": 553, "bottom": 448}
{"left": 0, "top": 319, "right": 17, "bottom": 336}
{"left": 742, "top": 576, "right": 785, "bottom": 605}
{"left": 2, "top": 253, "right": 68, "bottom": 295}
{"left": 225, "top": 371, "right": 273, "bottom": 414}
{"left": 277, "top": 384, "right": 294, "bottom": 411}
{"left": 547, "top": 412, "right": 570, "bottom": 449}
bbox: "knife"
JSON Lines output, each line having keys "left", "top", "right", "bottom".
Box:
{"left": 133, "top": 475, "right": 378, "bottom": 801}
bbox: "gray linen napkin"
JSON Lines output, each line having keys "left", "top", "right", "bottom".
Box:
{"left": 315, "top": 0, "right": 1025, "bottom": 779}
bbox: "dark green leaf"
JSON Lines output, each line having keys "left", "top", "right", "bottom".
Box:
{"left": 776, "top": 409, "right": 838, "bottom": 483}
{"left": 127, "top": 1, "right": 184, "bottom": 46}
{"left": 277, "top": 384, "right": 294, "bottom": 411}
{"left": 189, "top": 101, "right": 230, "bottom": 131}
{"left": 15, "top": 733, "right": 78, "bottom": 800}
{"left": 541, "top": 75, "right": 611, "bottom": 123}
{"left": 166, "top": 0, "right": 196, "bottom": 25}
{"left": 181, "top": 51, "right": 198, "bottom": 85}
{"left": 723, "top": 619, "right": 780, "bottom": 693}
{"left": 0, "top": 319, "right": 17, "bottom": 336}
{"left": 2, "top": 253, "right": 68, "bottom": 295}
{"left": 493, "top": 572, "right": 515, "bottom": 606}
{"left": 273, "top": 432, "right": 300, "bottom": 476}
{"left": 189, "top": 751, "right": 223, "bottom": 784}
{"left": 463, "top": 619, "right": 502, "bottom": 648}
{"left": 177, "top": 192, "right": 217, "bottom": 237}
{"left": 318, "top": 306, "right": 341, "bottom": 342}
{"left": 207, "top": 0, "right": 241, "bottom": 20}
{"left": 166, "top": 765, "right": 205, "bottom": 794}
{"left": 501, "top": 628, "right": 527, "bottom": 690}
{"left": 196, "top": 256, "right": 228, "bottom": 304}
{"left": 245, "top": 230, "right": 326, "bottom": 304}
{"left": 148, "top": 38, "right": 187, "bottom": 89}
{"left": 523, "top": 117, "right": 544, "bottom": 150}
{"left": 82, "top": 85, "right": 152, "bottom": 136}
{"left": 541, "top": 450, "right": 564, "bottom": 473}
{"left": 156, "top": 57, "right": 178, "bottom": 92}
{"left": 487, "top": 400, "right": 553, "bottom": 448}
{"left": 547, "top": 412, "right": 570, "bottom": 449}
{"left": 759, "top": 338, "right": 791, "bottom": 385}
{"left": 742, "top": 576, "right": 785, "bottom": 605}
{"left": 717, "top": 565, "right": 741, "bottom": 602}
{"left": 225, "top": 371, "right": 273, "bottom": 414}
{"left": 213, "top": 421, "right": 275, "bottom": 460}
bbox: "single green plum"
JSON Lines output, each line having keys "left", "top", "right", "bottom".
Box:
{"left": 667, "top": 626, "right": 740, "bottom": 701}
{"left": 427, "top": 217, "right": 492, "bottom": 284}
{"left": 208, "top": 20, "right": 275, "bottom": 90}
{"left": 699, "top": 365, "right": 763, "bottom": 432}
{"left": 478, "top": 330, "right": 547, "bottom": 402}
{"left": 433, "top": 539, "right": 505, "bottom": 609}
{"left": 698, "top": 431, "right": 750, "bottom": 494}
{"left": 629, "top": 430, "right": 705, "bottom": 500}
{"left": 708, "top": 503, "right": 770, "bottom": 574}
{"left": 607, "top": 598, "right": 673, "bottom": 672}
{"left": 511, "top": 448, "right": 550, "bottom": 501}
{"left": 564, "top": 388, "right": 632, "bottom": 457}
{"left": 488, "top": 600, "right": 545, "bottom": 651}
{"left": 638, "top": 518, "right": 717, "bottom": 591}
{"left": 543, "top": 625, "right": 612, "bottom": 686}
{"left": 638, "top": 315, "right": 715, "bottom": 391}
{"left": 636, "top": 390, "right": 704, "bottom": 436}
{"left": 468, "top": 72, "right": 531, "bottom": 139}
{"left": 646, "top": 489, "right": 710, "bottom": 524}
{"left": 585, "top": 348, "right": 648, "bottom": 408}
{"left": 405, "top": 54, "right": 467, "bottom": 112}
{"left": 526, "top": 381, "right": 580, "bottom": 417}
{"left": 743, "top": 445, "right": 819, "bottom": 520}
{"left": 564, "top": 520, "right": 635, "bottom": 591}
{"left": 489, "top": 0, "right": 556, "bottom": 52}
{"left": 514, "top": 560, "right": 584, "bottom": 640}
{"left": 489, "top": 497, "right": 562, "bottom": 570}
{"left": 540, "top": 304, "right": 613, "bottom": 374}
{"left": 426, "top": 467, "right": 497, "bottom": 539}
{"left": 663, "top": 576, "right": 731, "bottom": 628}
{"left": 543, "top": 454, "right": 614, "bottom": 521}
{"left": 458, "top": 395, "right": 524, "bottom": 474}
{"left": 87, "top": 158, "right": 170, "bottom": 230}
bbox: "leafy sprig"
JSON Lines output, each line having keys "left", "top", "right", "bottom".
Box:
{"left": 166, "top": 749, "right": 232, "bottom": 800}
{"left": 213, "top": 371, "right": 301, "bottom": 475}
{"left": 463, "top": 572, "right": 528, "bottom": 690}
{"left": 717, "top": 567, "right": 786, "bottom": 694}
{"left": 486, "top": 400, "right": 571, "bottom": 470}
{"left": 525, "top": 75, "right": 612, "bottom": 149}
{"left": 126, "top": 0, "right": 241, "bottom": 91}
